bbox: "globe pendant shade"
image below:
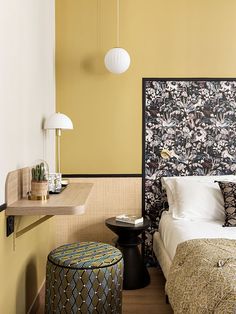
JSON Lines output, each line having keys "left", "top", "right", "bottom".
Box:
{"left": 104, "top": 48, "right": 130, "bottom": 74}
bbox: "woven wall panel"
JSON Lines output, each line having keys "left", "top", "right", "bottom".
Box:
{"left": 55, "top": 178, "right": 142, "bottom": 248}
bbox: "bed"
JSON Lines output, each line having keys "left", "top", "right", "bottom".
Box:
{"left": 153, "top": 175, "right": 236, "bottom": 313}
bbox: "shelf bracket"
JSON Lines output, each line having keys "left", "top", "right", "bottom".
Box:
{"left": 6, "top": 215, "right": 53, "bottom": 238}
{"left": 15, "top": 215, "right": 53, "bottom": 238}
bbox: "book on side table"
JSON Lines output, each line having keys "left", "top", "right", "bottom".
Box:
{"left": 115, "top": 214, "right": 143, "bottom": 225}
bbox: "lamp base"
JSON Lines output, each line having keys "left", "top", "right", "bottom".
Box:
{"left": 49, "top": 185, "right": 67, "bottom": 194}
{"left": 61, "top": 179, "right": 69, "bottom": 186}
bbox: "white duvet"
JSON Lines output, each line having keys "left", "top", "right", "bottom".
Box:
{"left": 158, "top": 211, "right": 236, "bottom": 261}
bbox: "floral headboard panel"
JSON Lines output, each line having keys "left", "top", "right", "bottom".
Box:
{"left": 142, "top": 78, "right": 236, "bottom": 265}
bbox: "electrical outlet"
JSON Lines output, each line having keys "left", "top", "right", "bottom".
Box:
{"left": 6, "top": 216, "right": 14, "bottom": 236}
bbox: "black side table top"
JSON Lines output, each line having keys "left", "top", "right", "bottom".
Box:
{"left": 105, "top": 217, "right": 150, "bottom": 231}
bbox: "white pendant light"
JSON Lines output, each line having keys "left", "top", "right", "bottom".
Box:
{"left": 104, "top": 0, "right": 130, "bottom": 74}
{"left": 104, "top": 48, "right": 130, "bottom": 74}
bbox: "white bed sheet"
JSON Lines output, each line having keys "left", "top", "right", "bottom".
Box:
{"left": 158, "top": 211, "right": 236, "bottom": 261}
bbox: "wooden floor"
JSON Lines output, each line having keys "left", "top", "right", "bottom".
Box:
{"left": 122, "top": 268, "right": 173, "bottom": 314}
{"left": 36, "top": 268, "right": 173, "bottom": 313}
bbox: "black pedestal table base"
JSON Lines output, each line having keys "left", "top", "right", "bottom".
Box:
{"left": 105, "top": 217, "right": 150, "bottom": 290}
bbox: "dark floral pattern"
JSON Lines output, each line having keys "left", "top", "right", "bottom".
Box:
{"left": 217, "top": 181, "right": 236, "bottom": 227}
{"left": 143, "top": 79, "right": 236, "bottom": 265}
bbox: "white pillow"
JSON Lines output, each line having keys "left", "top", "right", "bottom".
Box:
{"left": 173, "top": 180, "right": 224, "bottom": 220}
{"left": 161, "top": 175, "right": 236, "bottom": 220}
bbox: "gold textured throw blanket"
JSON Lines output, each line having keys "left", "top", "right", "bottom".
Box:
{"left": 166, "top": 239, "right": 236, "bottom": 314}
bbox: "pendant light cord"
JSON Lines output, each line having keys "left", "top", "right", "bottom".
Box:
{"left": 117, "top": 0, "right": 120, "bottom": 47}
{"left": 97, "top": 0, "right": 101, "bottom": 50}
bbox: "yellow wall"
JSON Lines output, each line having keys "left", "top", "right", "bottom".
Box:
{"left": 56, "top": 0, "right": 236, "bottom": 174}
{"left": 0, "top": 215, "right": 55, "bottom": 314}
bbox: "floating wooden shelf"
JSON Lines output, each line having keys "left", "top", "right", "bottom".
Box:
{"left": 6, "top": 183, "right": 93, "bottom": 216}
{"left": 5, "top": 167, "right": 93, "bottom": 237}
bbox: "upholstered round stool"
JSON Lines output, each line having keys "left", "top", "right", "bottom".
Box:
{"left": 45, "top": 241, "right": 123, "bottom": 313}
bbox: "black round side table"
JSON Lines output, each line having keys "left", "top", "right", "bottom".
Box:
{"left": 105, "top": 217, "right": 150, "bottom": 290}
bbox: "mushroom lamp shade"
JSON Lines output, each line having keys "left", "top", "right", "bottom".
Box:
{"left": 44, "top": 113, "right": 73, "bottom": 130}
{"left": 44, "top": 112, "right": 73, "bottom": 174}
{"left": 104, "top": 48, "right": 130, "bottom": 74}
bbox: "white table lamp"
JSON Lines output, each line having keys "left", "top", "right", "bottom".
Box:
{"left": 44, "top": 112, "right": 73, "bottom": 173}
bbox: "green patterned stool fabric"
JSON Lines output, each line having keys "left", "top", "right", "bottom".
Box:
{"left": 45, "top": 241, "right": 123, "bottom": 314}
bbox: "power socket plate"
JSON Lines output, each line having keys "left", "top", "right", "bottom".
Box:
{"left": 6, "top": 216, "right": 14, "bottom": 236}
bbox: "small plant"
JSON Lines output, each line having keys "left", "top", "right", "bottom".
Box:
{"left": 31, "top": 162, "right": 47, "bottom": 182}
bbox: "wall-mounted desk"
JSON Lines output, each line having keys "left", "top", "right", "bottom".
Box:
{"left": 5, "top": 167, "right": 93, "bottom": 238}
{"left": 6, "top": 183, "right": 93, "bottom": 216}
